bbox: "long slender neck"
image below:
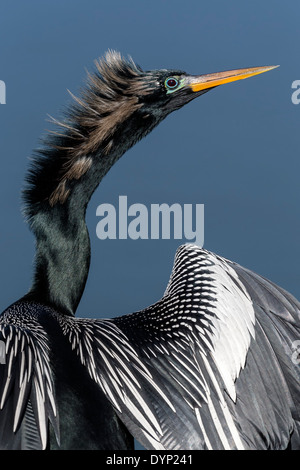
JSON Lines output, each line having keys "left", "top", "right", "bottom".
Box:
{"left": 23, "top": 146, "right": 125, "bottom": 315}
{"left": 26, "top": 203, "right": 90, "bottom": 316}
{"left": 21, "top": 52, "right": 161, "bottom": 316}
{"left": 23, "top": 110, "right": 158, "bottom": 316}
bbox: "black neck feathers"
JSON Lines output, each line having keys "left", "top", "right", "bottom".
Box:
{"left": 22, "top": 51, "right": 159, "bottom": 316}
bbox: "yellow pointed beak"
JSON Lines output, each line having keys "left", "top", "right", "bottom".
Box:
{"left": 188, "top": 65, "right": 279, "bottom": 92}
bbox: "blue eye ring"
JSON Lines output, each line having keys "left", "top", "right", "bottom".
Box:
{"left": 165, "top": 77, "right": 179, "bottom": 90}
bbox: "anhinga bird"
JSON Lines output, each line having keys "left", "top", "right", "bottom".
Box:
{"left": 0, "top": 51, "right": 299, "bottom": 450}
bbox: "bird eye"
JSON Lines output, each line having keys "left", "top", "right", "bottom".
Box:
{"left": 165, "top": 77, "right": 179, "bottom": 90}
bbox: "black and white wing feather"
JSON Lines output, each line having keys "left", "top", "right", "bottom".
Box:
{"left": 60, "top": 244, "right": 300, "bottom": 450}
{"left": 55, "top": 314, "right": 176, "bottom": 446}
{"left": 0, "top": 304, "right": 59, "bottom": 449}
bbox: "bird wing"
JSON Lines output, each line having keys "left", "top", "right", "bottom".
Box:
{"left": 61, "top": 244, "right": 300, "bottom": 450}
{"left": 228, "top": 258, "right": 300, "bottom": 448}
{"left": 0, "top": 305, "right": 59, "bottom": 449}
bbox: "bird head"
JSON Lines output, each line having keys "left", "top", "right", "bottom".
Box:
{"left": 71, "top": 51, "right": 277, "bottom": 151}
{"left": 25, "top": 51, "right": 277, "bottom": 210}
{"left": 140, "top": 63, "right": 277, "bottom": 118}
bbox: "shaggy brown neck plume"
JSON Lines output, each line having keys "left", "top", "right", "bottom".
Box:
{"left": 22, "top": 52, "right": 168, "bottom": 315}
{"left": 22, "top": 50, "right": 263, "bottom": 315}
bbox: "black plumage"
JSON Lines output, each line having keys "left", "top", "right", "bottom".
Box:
{"left": 0, "top": 51, "right": 298, "bottom": 450}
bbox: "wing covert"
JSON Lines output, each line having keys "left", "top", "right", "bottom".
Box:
{"left": 58, "top": 244, "right": 300, "bottom": 450}
{"left": 0, "top": 305, "right": 59, "bottom": 449}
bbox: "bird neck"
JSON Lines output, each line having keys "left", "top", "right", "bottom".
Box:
{"left": 25, "top": 205, "right": 90, "bottom": 316}
{"left": 22, "top": 50, "right": 162, "bottom": 316}
{"left": 23, "top": 111, "right": 157, "bottom": 316}
{"left": 23, "top": 146, "right": 120, "bottom": 316}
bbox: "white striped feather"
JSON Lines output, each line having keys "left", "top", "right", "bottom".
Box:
{"left": 57, "top": 316, "right": 176, "bottom": 441}
{"left": 56, "top": 244, "right": 257, "bottom": 450}
{"left": 204, "top": 257, "right": 255, "bottom": 401}
{"left": 0, "top": 315, "right": 57, "bottom": 449}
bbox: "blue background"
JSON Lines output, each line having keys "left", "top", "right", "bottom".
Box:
{"left": 0, "top": 1, "right": 299, "bottom": 328}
